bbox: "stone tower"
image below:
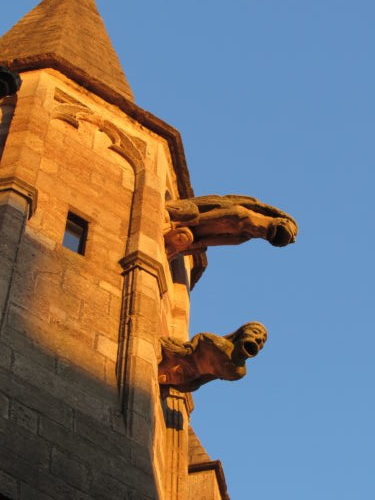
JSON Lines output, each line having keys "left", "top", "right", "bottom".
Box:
{"left": 0, "top": 1, "right": 297, "bottom": 499}
{"left": 0, "top": 1, "right": 219, "bottom": 498}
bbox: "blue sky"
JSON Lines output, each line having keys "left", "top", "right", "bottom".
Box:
{"left": 2, "top": 2, "right": 375, "bottom": 499}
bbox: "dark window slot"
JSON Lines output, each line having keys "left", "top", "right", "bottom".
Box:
{"left": 62, "top": 211, "right": 88, "bottom": 255}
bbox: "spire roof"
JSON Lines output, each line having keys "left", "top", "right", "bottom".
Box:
{"left": 0, "top": 0, "right": 134, "bottom": 102}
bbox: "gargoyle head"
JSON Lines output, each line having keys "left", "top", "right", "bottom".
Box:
{"left": 267, "top": 217, "right": 298, "bottom": 247}
{"left": 225, "top": 321, "right": 268, "bottom": 365}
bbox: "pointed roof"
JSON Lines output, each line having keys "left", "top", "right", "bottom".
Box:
{"left": 0, "top": 0, "right": 134, "bottom": 102}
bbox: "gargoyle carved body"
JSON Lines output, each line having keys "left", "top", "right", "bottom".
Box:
{"left": 158, "top": 322, "right": 267, "bottom": 392}
{"left": 164, "top": 194, "right": 298, "bottom": 258}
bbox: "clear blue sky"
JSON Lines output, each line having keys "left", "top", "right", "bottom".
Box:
{"left": 2, "top": 2, "right": 374, "bottom": 499}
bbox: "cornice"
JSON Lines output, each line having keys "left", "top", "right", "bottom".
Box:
{"left": 120, "top": 250, "right": 167, "bottom": 296}
{"left": 0, "top": 176, "right": 38, "bottom": 218}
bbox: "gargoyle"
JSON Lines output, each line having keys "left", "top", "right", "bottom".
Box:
{"left": 164, "top": 194, "right": 298, "bottom": 258}
{"left": 158, "top": 322, "right": 267, "bottom": 392}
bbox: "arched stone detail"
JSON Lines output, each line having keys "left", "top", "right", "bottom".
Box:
{"left": 52, "top": 100, "right": 145, "bottom": 174}
{"left": 102, "top": 120, "right": 145, "bottom": 174}
{"left": 51, "top": 102, "right": 93, "bottom": 128}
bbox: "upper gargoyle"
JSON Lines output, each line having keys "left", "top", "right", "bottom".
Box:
{"left": 164, "top": 194, "right": 297, "bottom": 258}
{"left": 158, "top": 322, "right": 267, "bottom": 392}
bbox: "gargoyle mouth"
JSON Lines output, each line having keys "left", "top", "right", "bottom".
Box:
{"left": 269, "top": 222, "right": 294, "bottom": 247}
{"left": 242, "top": 341, "right": 259, "bottom": 357}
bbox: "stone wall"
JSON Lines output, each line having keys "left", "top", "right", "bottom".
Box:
{"left": 0, "top": 69, "right": 193, "bottom": 499}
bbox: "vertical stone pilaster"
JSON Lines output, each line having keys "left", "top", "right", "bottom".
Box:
{"left": 0, "top": 72, "right": 50, "bottom": 186}
{"left": 118, "top": 251, "right": 167, "bottom": 498}
{"left": 119, "top": 251, "right": 167, "bottom": 431}
{"left": 0, "top": 179, "right": 37, "bottom": 332}
{"left": 162, "top": 388, "right": 193, "bottom": 500}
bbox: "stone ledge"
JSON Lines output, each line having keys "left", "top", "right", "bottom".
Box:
{"left": 120, "top": 250, "right": 167, "bottom": 296}
{"left": 0, "top": 176, "right": 37, "bottom": 218}
{"left": 189, "top": 460, "right": 229, "bottom": 500}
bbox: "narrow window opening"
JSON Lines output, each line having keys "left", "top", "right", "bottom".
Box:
{"left": 62, "top": 212, "right": 88, "bottom": 255}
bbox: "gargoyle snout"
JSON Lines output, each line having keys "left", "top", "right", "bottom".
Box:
{"left": 268, "top": 219, "right": 298, "bottom": 247}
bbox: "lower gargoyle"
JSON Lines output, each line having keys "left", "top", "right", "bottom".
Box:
{"left": 158, "top": 322, "right": 267, "bottom": 392}
{"left": 164, "top": 194, "right": 298, "bottom": 258}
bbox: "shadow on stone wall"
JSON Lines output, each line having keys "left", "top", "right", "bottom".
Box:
{"left": 0, "top": 231, "right": 158, "bottom": 500}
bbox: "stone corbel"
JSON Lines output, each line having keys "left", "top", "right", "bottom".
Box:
{"left": 0, "top": 176, "right": 38, "bottom": 218}
{"left": 158, "top": 322, "right": 267, "bottom": 392}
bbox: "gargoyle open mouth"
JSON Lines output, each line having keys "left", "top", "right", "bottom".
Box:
{"left": 243, "top": 341, "right": 259, "bottom": 357}
{"left": 269, "top": 221, "right": 295, "bottom": 247}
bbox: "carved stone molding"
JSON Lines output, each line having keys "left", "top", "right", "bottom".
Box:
{"left": 160, "top": 386, "right": 194, "bottom": 417}
{"left": 52, "top": 97, "right": 146, "bottom": 172}
{"left": 0, "top": 176, "right": 38, "bottom": 218}
{"left": 120, "top": 250, "right": 167, "bottom": 296}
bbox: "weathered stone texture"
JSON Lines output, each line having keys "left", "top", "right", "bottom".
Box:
{"left": 0, "top": 66, "right": 173, "bottom": 498}
{"left": 0, "top": 3, "right": 206, "bottom": 497}
{"left": 188, "top": 470, "right": 223, "bottom": 500}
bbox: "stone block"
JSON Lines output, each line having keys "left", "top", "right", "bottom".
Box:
{"left": 0, "top": 470, "right": 18, "bottom": 499}
{"left": 0, "top": 438, "right": 39, "bottom": 488}
{"left": 110, "top": 408, "right": 126, "bottom": 436}
{"left": 10, "top": 399, "right": 39, "bottom": 434}
{"left": 99, "top": 279, "right": 122, "bottom": 298}
{"left": 12, "top": 351, "right": 110, "bottom": 425}
{"left": 90, "top": 473, "right": 132, "bottom": 500}
{"left": 104, "top": 358, "right": 117, "bottom": 387}
{"left": 50, "top": 447, "right": 90, "bottom": 492}
{"left": 96, "top": 334, "right": 118, "bottom": 362}
{"left": 0, "top": 367, "right": 74, "bottom": 429}
{"left": 80, "top": 303, "right": 118, "bottom": 342}
{"left": 130, "top": 440, "right": 154, "bottom": 475}
{"left": 39, "top": 416, "right": 132, "bottom": 480}
{"left": 37, "top": 472, "right": 92, "bottom": 500}
{"left": 0, "top": 414, "right": 50, "bottom": 466}
{"left": 74, "top": 410, "right": 130, "bottom": 458}
{"left": 2, "top": 326, "right": 56, "bottom": 372}
{"left": 0, "top": 343, "right": 12, "bottom": 370}
{"left": 135, "top": 338, "right": 156, "bottom": 365}
{"left": 62, "top": 269, "right": 110, "bottom": 309}
{"left": 20, "top": 482, "right": 54, "bottom": 500}
{"left": 0, "top": 392, "right": 9, "bottom": 419}
{"left": 55, "top": 358, "right": 112, "bottom": 407}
